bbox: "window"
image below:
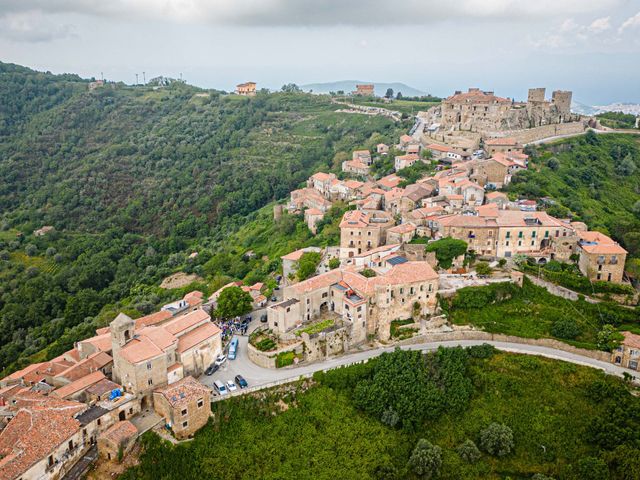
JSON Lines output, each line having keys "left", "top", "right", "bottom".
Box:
{"left": 148, "top": 378, "right": 153, "bottom": 386}
{"left": 322, "top": 292, "right": 328, "bottom": 298}
{"left": 531, "top": 240, "right": 535, "bottom": 246}
{"left": 518, "top": 231, "right": 523, "bottom": 238}
{"left": 68, "top": 440, "right": 74, "bottom": 451}
{"left": 181, "top": 408, "right": 188, "bottom": 416}
{"left": 146, "top": 362, "right": 152, "bottom": 370}
{"left": 505, "top": 241, "right": 510, "bottom": 246}
{"left": 428, "top": 284, "right": 433, "bottom": 292}
{"left": 518, "top": 240, "right": 522, "bottom": 246}
{"left": 544, "top": 230, "right": 549, "bottom": 238}
{"left": 48, "top": 456, "right": 54, "bottom": 467}
{"left": 410, "top": 287, "right": 414, "bottom": 294}
{"left": 399, "top": 288, "right": 404, "bottom": 294}
{"left": 531, "top": 231, "right": 536, "bottom": 238}
{"left": 506, "top": 231, "right": 511, "bottom": 239}
{"left": 182, "top": 421, "right": 188, "bottom": 428}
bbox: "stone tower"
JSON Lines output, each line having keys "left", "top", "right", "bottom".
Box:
{"left": 110, "top": 312, "right": 135, "bottom": 355}
{"left": 552, "top": 90, "right": 572, "bottom": 116}
{"left": 527, "top": 88, "right": 546, "bottom": 104}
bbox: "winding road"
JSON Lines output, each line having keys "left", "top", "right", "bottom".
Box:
{"left": 199, "top": 335, "right": 638, "bottom": 396}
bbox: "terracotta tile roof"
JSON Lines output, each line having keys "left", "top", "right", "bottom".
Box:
{"left": 81, "top": 333, "right": 113, "bottom": 353}
{"left": 343, "top": 159, "right": 369, "bottom": 170}
{"left": 167, "top": 362, "right": 183, "bottom": 373}
{"left": 56, "top": 352, "right": 113, "bottom": 382}
{"left": 377, "top": 174, "right": 402, "bottom": 189}
{"left": 176, "top": 322, "right": 221, "bottom": 354}
{"left": 51, "top": 371, "right": 106, "bottom": 399}
{"left": 427, "top": 143, "right": 452, "bottom": 153}
{"left": 621, "top": 331, "right": 640, "bottom": 349}
{"left": 281, "top": 248, "right": 307, "bottom": 261}
{"left": 486, "top": 191, "right": 508, "bottom": 199}
{"left": 135, "top": 310, "right": 173, "bottom": 329}
{"left": 0, "top": 393, "right": 86, "bottom": 480}
{"left": 388, "top": 223, "right": 416, "bottom": 234}
{"left": 118, "top": 337, "right": 166, "bottom": 365}
{"left": 343, "top": 180, "right": 364, "bottom": 189}
{"left": 340, "top": 210, "right": 371, "bottom": 228}
{"left": 310, "top": 172, "right": 333, "bottom": 182}
{"left": 99, "top": 420, "right": 137, "bottom": 445}
{"left": 163, "top": 309, "right": 210, "bottom": 335}
{"left": 446, "top": 89, "right": 511, "bottom": 104}
{"left": 384, "top": 187, "right": 405, "bottom": 202}
{"left": 578, "top": 231, "right": 627, "bottom": 255}
{"left": 485, "top": 137, "right": 518, "bottom": 146}
{"left": 154, "top": 376, "right": 210, "bottom": 409}
{"left": 183, "top": 291, "right": 204, "bottom": 307}
{"left": 306, "top": 208, "right": 323, "bottom": 216}
{"left": 400, "top": 134, "right": 414, "bottom": 143}
{"left": 86, "top": 378, "right": 122, "bottom": 397}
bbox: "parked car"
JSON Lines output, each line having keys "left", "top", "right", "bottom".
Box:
{"left": 214, "top": 354, "right": 227, "bottom": 366}
{"left": 213, "top": 380, "right": 228, "bottom": 395}
{"left": 226, "top": 380, "right": 238, "bottom": 392}
{"left": 274, "top": 286, "right": 280, "bottom": 291}
{"left": 204, "top": 363, "right": 219, "bottom": 376}
{"left": 271, "top": 296, "right": 277, "bottom": 302}
{"left": 260, "top": 314, "right": 268, "bottom": 323}
{"left": 235, "top": 375, "right": 248, "bottom": 389}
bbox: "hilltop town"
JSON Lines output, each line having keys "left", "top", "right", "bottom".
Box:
{"left": 0, "top": 84, "right": 638, "bottom": 480}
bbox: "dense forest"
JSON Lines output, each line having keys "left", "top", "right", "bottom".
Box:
{"left": 122, "top": 347, "right": 640, "bottom": 479}
{"left": 0, "top": 62, "right": 407, "bottom": 373}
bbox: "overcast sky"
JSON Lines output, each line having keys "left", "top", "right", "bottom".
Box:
{"left": 1, "top": 1, "right": 639, "bottom": 104}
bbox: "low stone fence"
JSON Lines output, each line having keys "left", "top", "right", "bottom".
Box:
{"left": 400, "top": 330, "right": 611, "bottom": 363}
{"left": 247, "top": 340, "right": 303, "bottom": 369}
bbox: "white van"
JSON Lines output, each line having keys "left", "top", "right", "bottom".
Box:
{"left": 213, "top": 380, "right": 228, "bottom": 395}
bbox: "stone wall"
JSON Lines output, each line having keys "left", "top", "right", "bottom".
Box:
{"left": 399, "top": 330, "right": 611, "bottom": 362}
{"left": 247, "top": 341, "right": 303, "bottom": 369}
{"left": 485, "top": 121, "right": 586, "bottom": 145}
{"left": 301, "top": 327, "right": 350, "bottom": 363}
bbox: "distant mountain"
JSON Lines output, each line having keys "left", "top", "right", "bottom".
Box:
{"left": 300, "top": 80, "right": 426, "bottom": 97}
{"left": 571, "top": 101, "right": 599, "bottom": 116}
{"left": 572, "top": 101, "right": 640, "bottom": 116}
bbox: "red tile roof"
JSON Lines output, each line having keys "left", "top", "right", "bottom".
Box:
{"left": 176, "top": 322, "right": 221, "bottom": 354}
{"left": 154, "top": 376, "right": 211, "bottom": 409}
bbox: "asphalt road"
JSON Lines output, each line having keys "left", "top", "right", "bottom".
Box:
{"left": 199, "top": 337, "right": 638, "bottom": 393}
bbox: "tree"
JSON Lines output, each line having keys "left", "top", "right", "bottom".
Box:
{"left": 281, "top": 83, "right": 301, "bottom": 93}
{"left": 215, "top": 286, "right": 253, "bottom": 319}
{"left": 479, "top": 422, "right": 514, "bottom": 457}
{"left": 361, "top": 268, "right": 376, "bottom": 278}
{"left": 498, "top": 258, "right": 507, "bottom": 268}
{"left": 328, "top": 258, "right": 340, "bottom": 270}
{"left": 532, "top": 475, "right": 555, "bottom": 480}
{"left": 385, "top": 88, "right": 394, "bottom": 99}
{"left": 547, "top": 157, "right": 560, "bottom": 170}
{"left": 425, "top": 237, "right": 468, "bottom": 269}
{"left": 597, "top": 324, "right": 623, "bottom": 351}
{"left": 407, "top": 439, "right": 442, "bottom": 479}
{"left": 475, "top": 262, "right": 492, "bottom": 276}
{"left": 574, "top": 456, "right": 609, "bottom": 480}
{"left": 457, "top": 439, "right": 481, "bottom": 463}
{"left": 24, "top": 244, "right": 37, "bottom": 256}
{"left": 297, "top": 251, "right": 321, "bottom": 281}
{"left": 616, "top": 154, "right": 636, "bottom": 176}
{"left": 396, "top": 92, "right": 403, "bottom": 100}
{"left": 632, "top": 200, "right": 640, "bottom": 218}
{"left": 551, "top": 318, "right": 582, "bottom": 340}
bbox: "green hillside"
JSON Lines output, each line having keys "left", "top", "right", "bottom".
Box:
{"left": 0, "top": 62, "right": 407, "bottom": 372}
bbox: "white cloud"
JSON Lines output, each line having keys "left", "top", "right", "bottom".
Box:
{"left": 619, "top": 11, "right": 640, "bottom": 33}
{"left": 0, "top": 0, "right": 624, "bottom": 26}
{"left": 588, "top": 16, "right": 611, "bottom": 34}
{"left": 0, "top": 11, "right": 75, "bottom": 42}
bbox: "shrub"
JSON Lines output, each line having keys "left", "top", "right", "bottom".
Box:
{"left": 466, "top": 343, "right": 497, "bottom": 359}
{"left": 425, "top": 237, "right": 468, "bottom": 269}
{"left": 457, "top": 439, "right": 481, "bottom": 463}
{"left": 381, "top": 407, "right": 400, "bottom": 428}
{"left": 297, "top": 251, "right": 321, "bottom": 280}
{"left": 407, "top": 439, "right": 442, "bottom": 479}
{"left": 498, "top": 258, "right": 507, "bottom": 268}
{"left": 360, "top": 268, "right": 377, "bottom": 278}
{"left": 328, "top": 258, "right": 340, "bottom": 270}
{"left": 275, "top": 350, "right": 295, "bottom": 368}
{"left": 574, "top": 456, "right": 609, "bottom": 480}
{"left": 551, "top": 318, "right": 582, "bottom": 340}
{"left": 256, "top": 338, "right": 276, "bottom": 351}
{"left": 532, "top": 475, "right": 555, "bottom": 480}
{"left": 479, "top": 422, "right": 514, "bottom": 457}
{"left": 24, "top": 244, "right": 37, "bottom": 256}
{"left": 475, "top": 262, "right": 492, "bottom": 276}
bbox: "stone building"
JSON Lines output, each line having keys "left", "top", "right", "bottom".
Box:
{"left": 483, "top": 137, "right": 523, "bottom": 156}
{"left": 423, "top": 87, "right": 579, "bottom": 135}
{"left": 111, "top": 310, "right": 221, "bottom": 401}
{"left": 97, "top": 420, "right": 138, "bottom": 462}
{"left": 612, "top": 331, "right": 640, "bottom": 370}
{"left": 339, "top": 210, "right": 395, "bottom": 257}
{"left": 429, "top": 210, "right": 577, "bottom": 260}
{"left": 235, "top": 82, "right": 256, "bottom": 96}
{"left": 267, "top": 260, "right": 439, "bottom": 341}
{"left": 577, "top": 231, "right": 627, "bottom": 283}
{"left": 153, "top": 376, "right": 212, "bottom": 439}
{"left": 353, "top": 84, "right": 374, "bottom": 96}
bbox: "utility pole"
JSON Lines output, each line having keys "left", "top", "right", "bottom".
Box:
{"left": 100, "top": 71, "right": 103, "bottom": 81}
{"left": 143, "top": 71, "right": 146, "bottom": 85}
{"left": 135, "top": 73, "right": 138, "bottom": 86}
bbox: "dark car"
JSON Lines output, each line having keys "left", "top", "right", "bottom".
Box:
{"left": 260, "top": 314, "right": 268, "bottom": 323}
{"left": 271, "top": 296, "right": 277, "bottom": 302}
{"left": 235, "top": 375, "right": 248, "bottom": 389}
{"left": 205, "top": 363, "right": 219, "bottom": 376}
{"left": 274, "top": 286, "right": 280, "bottom": 291}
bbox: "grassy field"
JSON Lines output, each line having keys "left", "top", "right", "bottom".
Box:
{"left": 445, "top": 279, "right": 638, "bottom": 350}
{"left": 347, "top": 96, "right": 440, "bottom": 115}
{"left": 121, "top": 350, "right": 636, "bottom": 479}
